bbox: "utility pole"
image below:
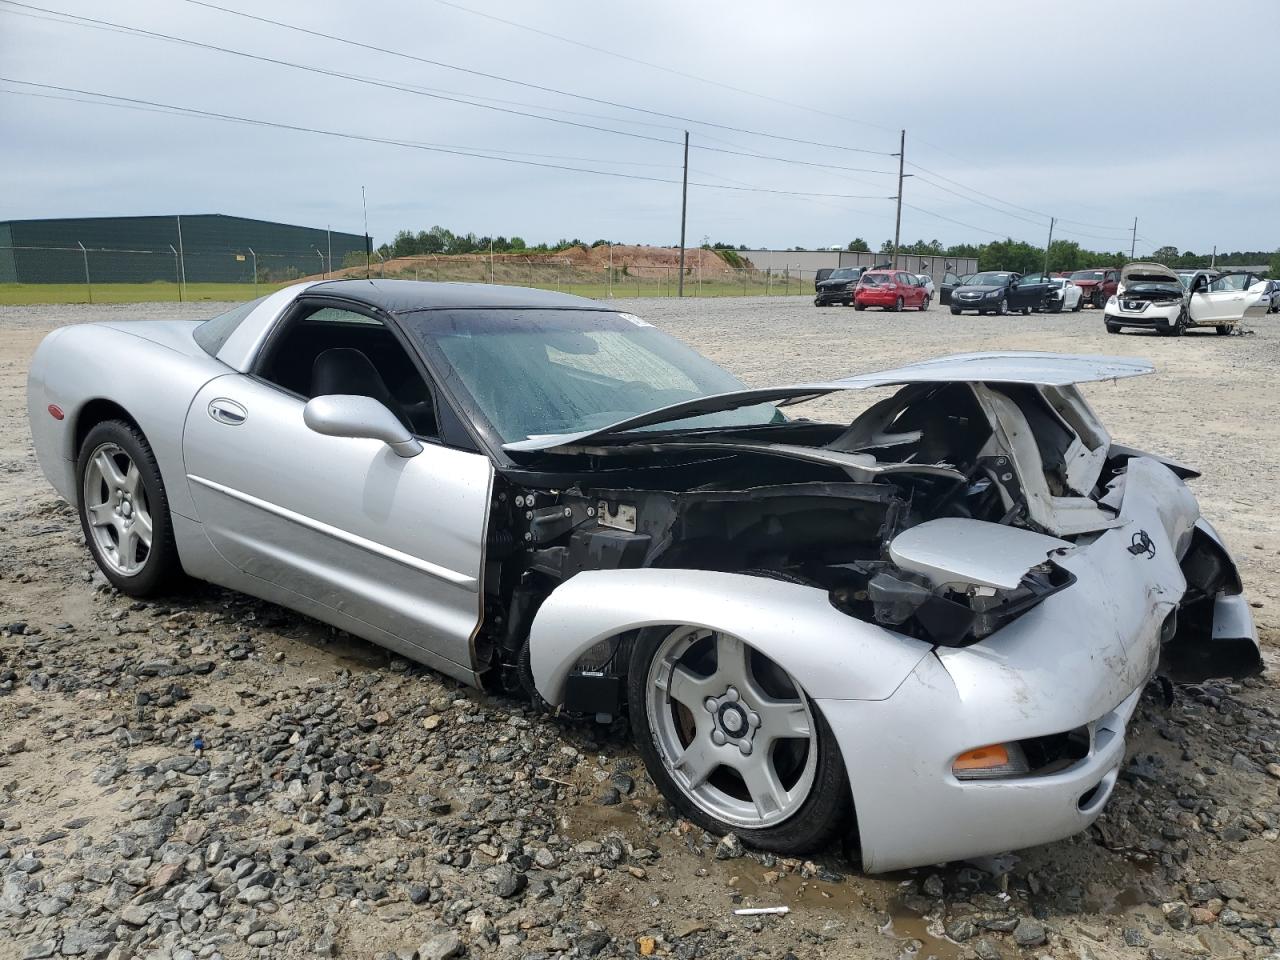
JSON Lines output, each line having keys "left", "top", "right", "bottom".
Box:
{"left": 327, "top": 225, "right": 332, "bottom": 276}
{"left": 248, "top": 247, "right": 257, "bottom": 297}
{"left": 1211, "top": 245, "right": 1216, "bottom": 268}
{"left": 1043, "top": 217, "right": 1055, "bottom": 276}
{"left": 678, "top": 130, "right": 689, "bottom": 297}
{"left": 1130, "top": 217, "right": 1138, "bottom": 260}
{"left": 489, "top": 237, "right": 494, "bottom": 284}
{"left": 892, "top": 129, "right": 906, "bottom": 268}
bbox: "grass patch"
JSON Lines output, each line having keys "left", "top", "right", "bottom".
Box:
{"left": 0, "top": 281, "right": 290, "bottom": 306}
{"left": 0, "top": 276, "right": 814, "bottom": 306}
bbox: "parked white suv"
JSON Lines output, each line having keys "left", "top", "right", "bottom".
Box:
{"left": 1104, "top": 262, "right": 1269, "bottom": 336}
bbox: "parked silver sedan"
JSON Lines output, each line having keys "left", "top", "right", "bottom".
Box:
{"left": 27, "top": 280, "right": 1262, "bottom": 871}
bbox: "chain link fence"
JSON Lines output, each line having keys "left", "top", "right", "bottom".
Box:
{"left": 1, "top": 244, "right": 827, "bottom": 305}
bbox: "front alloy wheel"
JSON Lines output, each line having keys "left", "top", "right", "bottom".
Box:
{"left": 629, "top": 626, "right": 849, "bottom": 852}
{"left": 996, "top": 296, "right": 1009, "bottom": 315}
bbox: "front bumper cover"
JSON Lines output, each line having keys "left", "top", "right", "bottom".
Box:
{"left": 819, "top": 457, "right": 1259, "bottom": 872}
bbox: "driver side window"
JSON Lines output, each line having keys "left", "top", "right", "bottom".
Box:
{"left": 256, "top": 303, "right": 440, "bottom": 439}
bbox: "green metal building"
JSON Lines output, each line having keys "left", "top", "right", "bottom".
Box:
{"left": 0, "top": 214, "right": 367, "bottom": 284}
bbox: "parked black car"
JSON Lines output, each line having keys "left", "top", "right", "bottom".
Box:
{"left": 949, "top": 271, "right": 1054, "bottom": 316}
{"left": 939, "top": 271, "right": 973, "bottom": 306}
{"left": 814, "top": 267, "right": 867, "bottom": 306}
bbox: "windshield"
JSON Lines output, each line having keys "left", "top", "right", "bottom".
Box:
{"left": 399, "top": 308, "right": 781, "bottom": 444}
{"left": 1071, "top": 270, "right": 1105, "bottom": 281}
{"left": 828, "top": 268, "right": 859, "bottom": 280}
{"left": 965, "top": 272, "right": 1011, "bottom": 286}
{"left": 193, "top": 295, "right": 267, "bottom": 356}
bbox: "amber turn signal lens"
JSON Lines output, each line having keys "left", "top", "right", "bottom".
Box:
{"left": 953, "top": 744, "right": 1009, "bottom": 771}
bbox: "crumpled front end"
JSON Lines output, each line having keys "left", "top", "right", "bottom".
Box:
{"left": 818, "top": 456, "right": 1260, "bottom": 872}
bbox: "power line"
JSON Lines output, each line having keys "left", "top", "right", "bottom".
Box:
{"left": 159, "top": 0, "right": 897, "bottom": 157}
{"left": 0, "top": 79, "right": 895, "bottom": 201}
{"left": 905, "top": 159, "right": 1133, "bottom": 238}
{"left": 426, "top": 0, "right": 901, "bottom": 136}
{"left": 0, "top": 2, "right": 897, "bottom": 178}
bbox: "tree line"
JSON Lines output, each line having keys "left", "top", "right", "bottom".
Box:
{"left": 375, "top": 225, "right": 1277, "bottom": 277}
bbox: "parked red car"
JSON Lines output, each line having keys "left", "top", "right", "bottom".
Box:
{"left": 853, "top": 269, "right": 930, "bottom": 311}
{"left": 1067, "top": 268, "right": 1120, "bottom": 308}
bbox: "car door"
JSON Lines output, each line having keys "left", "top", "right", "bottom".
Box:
{"left": 1189, "top": 273, "right": 1249, "bottom": 324}
{"left": 897, "top": 273, "right": 920, "bottom": 306}
{"left": 1015, "top": 273, "right": 1052, "bottom": 310}
{"left": 182, "top": 299, "right": 492, "bottom": 674}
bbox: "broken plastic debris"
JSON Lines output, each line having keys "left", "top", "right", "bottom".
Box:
{"left": 734, "top": 907, "right": 790, "bottom": 916}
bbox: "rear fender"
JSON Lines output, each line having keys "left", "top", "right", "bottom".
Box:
{"left": 528, "top": 568, "right": 933, "bottom": 706}
{"left": 27, "top": 323, "right": 226, "bottom": 520}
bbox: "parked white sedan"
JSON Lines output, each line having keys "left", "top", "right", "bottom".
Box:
{"left": 1043, "top": 278, "right": 1085, "bottom": 313}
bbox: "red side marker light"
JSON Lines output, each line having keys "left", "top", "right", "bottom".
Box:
{"left": 48, "top": 404, "right": 64, "bottom": 420}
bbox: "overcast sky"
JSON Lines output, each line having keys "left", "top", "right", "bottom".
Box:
{"left": 2, "top": 0, "right": 1278, "bottom": 256}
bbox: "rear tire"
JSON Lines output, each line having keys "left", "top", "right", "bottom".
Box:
{"left": 920, "top": 295, "right": 931, "bottom": 311}
{"left": 891, "top": 296, "right": 903, "bottom": 312}
{"left": 76, "top": 420, "right": 182, "bottom": 596}
{"left": 628, "top": 626, "right": 851, "bottom": 854}
{"left": 1072, "top": 298, "right": 1083, "bottom": 312}
{"left": 1215, "top": 324, "right": 1232, "bottom": 335}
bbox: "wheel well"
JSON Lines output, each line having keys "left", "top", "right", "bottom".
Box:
{"left": 74, "top": 399, "right": 140, "bottom": 454}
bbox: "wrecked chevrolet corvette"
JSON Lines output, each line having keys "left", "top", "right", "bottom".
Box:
{"left": 27, "top": 280, "right": 1263, "bottom": 871}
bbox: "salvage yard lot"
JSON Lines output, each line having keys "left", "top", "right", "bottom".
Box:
{"left": 1, "top": 296, "right": 1278, "bottom": 960}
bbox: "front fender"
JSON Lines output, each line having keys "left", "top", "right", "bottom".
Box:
{"left": 528, "top": 568, "right": 933, "bottom": 706}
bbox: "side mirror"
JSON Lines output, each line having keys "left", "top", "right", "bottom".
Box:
{"left": 303, "top": 394, "right": 422, "bottom": 458}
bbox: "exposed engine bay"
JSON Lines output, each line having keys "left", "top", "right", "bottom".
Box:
{"left": 476, "top": 376, "right": 1258, "bottom": 703}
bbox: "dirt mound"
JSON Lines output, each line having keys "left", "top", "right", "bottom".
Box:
{"left": 300, "top": 246, "right": 734, "bottom": 283}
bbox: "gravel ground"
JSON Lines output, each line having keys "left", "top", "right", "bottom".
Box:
{"left": 1, "top": 296, "right": 1278, "bottom": 960}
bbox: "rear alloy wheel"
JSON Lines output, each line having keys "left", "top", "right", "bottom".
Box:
{"left": 77, "top": 420, "right": 181, "bottom": 595}
{"left": 920, "top": 295, "right": 931, "bottom": 311}
{"left": 891, "top": 296, "right": 904, "bottom": 312}
{"left": 629, "top": 626, "right": 849, "bottom": 853}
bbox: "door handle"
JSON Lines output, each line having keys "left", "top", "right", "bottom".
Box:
{"left": 208, "top": 398, "right": 247, "bottom": 425}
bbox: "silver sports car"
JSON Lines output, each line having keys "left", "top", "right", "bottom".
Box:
{"left": 27, "top": 280, "right": 1262, "bottom": 872}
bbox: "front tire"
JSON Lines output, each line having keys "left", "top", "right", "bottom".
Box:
{"left": 1105, "top": 321, "right": 1122, "bottom": 334}
{"left": 996, "top": 296, "right": 1009, "bottom": 316}
{"left": 950, "top": 306, "right": 961, "bottom": 315}
{"left": 853, "top": 301, "right": 865, "bottom": 311}
{"left": 76, "top": 420, "right": 181, "bottom": 596}
{"left": 628, "top": 626, "right": 850, "bottom": 854}
{"left": 1072, "top": 297, "right": 1083, "bottom": 312}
